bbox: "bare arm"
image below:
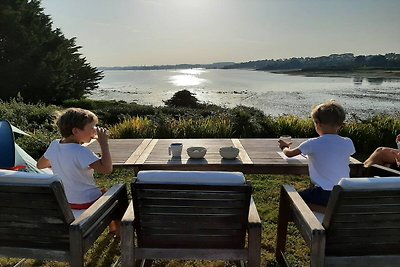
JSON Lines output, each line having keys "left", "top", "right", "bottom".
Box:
{"left": 89, "top": 127, "right": 113, "bottom": 174}
{"left": 37, "top": 156, "right": 51, "bottom": 169}
{"left": 278, "top": 140, "right": 302, "bottom": 157}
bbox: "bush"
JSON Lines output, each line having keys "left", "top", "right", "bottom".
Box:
{"left": 164, "top": 90, "right": 200, "bottom": 108}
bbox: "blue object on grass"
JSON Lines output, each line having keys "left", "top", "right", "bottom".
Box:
{"left": 0, "top": 120, "right": 15, "bottom": 169}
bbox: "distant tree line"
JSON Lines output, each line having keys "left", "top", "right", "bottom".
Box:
{"left": 223, "top": 53, "right": 400, "bottom": 71}
{"left": 0, "top": 0, "right": 102, "bottom": 104}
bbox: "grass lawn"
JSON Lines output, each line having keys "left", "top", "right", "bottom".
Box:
{"left": 0, "top": 169, "right": 311, "bottom": 267}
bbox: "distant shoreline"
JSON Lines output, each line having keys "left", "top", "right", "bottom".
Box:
{"left": 270, "top": 69, "right": 400, "bottom": 79}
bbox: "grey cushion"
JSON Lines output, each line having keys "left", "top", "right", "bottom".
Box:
{"left": 136, "top": 170, "right": 246, "bottom": 185}
{"left": 338, "top": 177, "right": 400, "bottom": 190}
{"left": 0, "top": 169, "right": 59, "bottom": 185}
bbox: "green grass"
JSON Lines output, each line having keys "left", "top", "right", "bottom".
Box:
{"left": 0, "top": 169, "right": 311, "bottom": 267}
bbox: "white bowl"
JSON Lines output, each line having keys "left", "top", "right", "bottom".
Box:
{"left": 219, "top": 146, "right": 239, "bottom": 159}
{"left": 187, "top": 147, "right": 207, "bottom": 159}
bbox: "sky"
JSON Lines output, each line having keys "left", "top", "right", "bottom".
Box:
{"left": 41, "top": 0, "right": 400, "bottom": 67}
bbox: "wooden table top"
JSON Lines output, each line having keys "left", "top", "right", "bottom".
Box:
{"left": 87, "top": 138, "right": 362, "bottom": 175}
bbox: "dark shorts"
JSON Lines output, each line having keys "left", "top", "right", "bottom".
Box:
{"left": 299, "top": 186, "right": 331, "bottom": 206}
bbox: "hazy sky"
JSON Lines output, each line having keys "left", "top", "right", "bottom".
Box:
{"left": 41, "top": 0, "right": 400, "bottom": 67}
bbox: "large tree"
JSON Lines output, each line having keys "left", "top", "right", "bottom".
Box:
{"left": 0, "top": 0, "right": 102, "bottom": 104}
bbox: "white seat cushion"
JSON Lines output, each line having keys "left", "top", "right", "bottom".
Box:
{"left": 0, "top": 169, "right": 59, "bottom": 185}
{"left": 136, "top": 170, "right": 245, "bottom": 185}
{"left": 338, "top": 177, "right": 400, "bottom": 190}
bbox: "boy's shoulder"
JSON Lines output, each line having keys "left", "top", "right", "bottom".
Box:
{"left": 306, "top": 134, "right": 352, "bottom": 144}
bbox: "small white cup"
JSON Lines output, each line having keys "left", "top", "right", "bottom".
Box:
{"left": 279, "top": 135, "right": 292, "bottom": 144}
{"left": 168, "top": 143, "right": 183, "bottom": 157}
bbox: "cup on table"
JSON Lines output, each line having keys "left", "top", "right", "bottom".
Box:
{"left": 168, "top": 143, "right": 183, "bottom": 157}
{"left": 279, "top": 135, "right": 292, "bottom": 144}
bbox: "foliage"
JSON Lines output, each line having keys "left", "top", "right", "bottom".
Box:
{"left": 2, "top": 99, "right": 400, "bottom": 160}
{"left": 108, "top": 117, "right": 156, "bottom": 138}
{"left": 62, "top": 99, "right": 156, "bottom": 125}
{"left": 164, "top": 90, "right": 200, "bottom": 108}
{"left": 225, "top": 53, "right": 400, "bottom": 71}
{"left": 229, "top": 106, "right": 265, "bottom": 137}
{"left": 0, "top": 98, "right": 58, "bottom": 131}
{"left": 0, "top": 0, "right": 102, "bottom": 104}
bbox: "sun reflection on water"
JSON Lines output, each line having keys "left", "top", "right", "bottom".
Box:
{"left": 169, "top": 68, "right": 207, "bottom": 86}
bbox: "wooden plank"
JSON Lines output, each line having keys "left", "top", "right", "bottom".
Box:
{"left": 136, "top": 139, "right": 159, "bottom": 164}
{"left": 125, "top": 138, "right": 152, "bottom": 164}
{"left": 231, "top": 138, "right": 253, "bottom": 164}
{"left": 133, "top": 248, "right": 248, "bottom": 260}
{"left": 142, "top": 139, "right": 238, "bottom": 165}
{"left": 87, "top": 139, "right": 145, "bottom": 164}
{"left": 139, "top": 235, "right": 245, "bottom": 249}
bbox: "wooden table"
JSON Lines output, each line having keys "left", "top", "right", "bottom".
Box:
{"left": 87, "top": 138, "right": 363, "bottom": 175}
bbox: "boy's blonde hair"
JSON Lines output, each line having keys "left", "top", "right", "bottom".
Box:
{"left": 55, "top": 108, "right": 98, "bottom": 138}
{"left": 311, "top": 100, "right": 345, "bottom": 127}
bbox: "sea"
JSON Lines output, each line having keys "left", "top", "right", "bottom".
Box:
{"left": 89, "top": 68, "right": 400, "bottom": 118}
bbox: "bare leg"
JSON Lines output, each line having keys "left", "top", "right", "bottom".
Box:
{"left": 364, "top": 147, "right": 399, "bottom": 167}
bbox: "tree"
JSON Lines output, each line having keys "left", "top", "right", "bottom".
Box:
{"left": 164, "top": 90, "right": 200, "bottom": 108}
{"left": 0, "top": 0, "right": 103, "bottom": 104}
{"left": 367, "top": 55, "right": 387, "bottom": 68}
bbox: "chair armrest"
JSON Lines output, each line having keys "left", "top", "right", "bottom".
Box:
{"left": 248, "top": 196, "right": 261, "bottom": 227}
{"left": 121, "top": 200, "right": 135, "bottom": 226}
{"left": 121, "top": 201, "right": 136, "bottom": 266}
{"left": 282, "top": 184, "right": 324, "bottom": 247}
{"left": 247, "top": 196, "right": 261, "bottom": 267}
{"left": 70, "top": 183, "right": 128, "bottom": 235}
{"left": 369, "top": 164, "right": 400, "bottom": 177}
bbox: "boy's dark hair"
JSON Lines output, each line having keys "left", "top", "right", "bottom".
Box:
{"left": 55, "top": 108, "right": 98, "bottom": 138}
{"left": 311, "top": 100, "right": 346, "bottom": 127}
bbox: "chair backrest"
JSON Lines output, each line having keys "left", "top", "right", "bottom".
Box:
{"left": 132, "top": 171, "right": 252, "bottom": 249}
{"left": 0, "top": 120, "right": 15, "bottom": 169}
{"left": 0, "top": 170, "right": 74, "bottom": 257}
{"left": 323, "top": 177, "right": 400, "bottom": 257}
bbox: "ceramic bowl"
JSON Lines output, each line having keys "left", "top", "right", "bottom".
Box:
{"left": 219, "top": 146, "right": 239, "bottom": 159}
{"left": 187, "top": 146, "right": 207, "bottom": 159}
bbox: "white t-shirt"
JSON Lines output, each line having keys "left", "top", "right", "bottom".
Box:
{"left": 298, "top": 134, "right": 355, "bottom": 190}
{"left": 44, "top": 140, "right": 102, "bottom": 204}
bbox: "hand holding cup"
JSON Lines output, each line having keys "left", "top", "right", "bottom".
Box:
{"left": 278, "top": 135, "right": 292, "bottom": 150}
{"left": 95, "top": 127, "right": 109, "bottom": 145}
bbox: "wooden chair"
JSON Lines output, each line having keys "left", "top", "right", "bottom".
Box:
{"left": 0, "top": 169, "right": 128, "bottom": 267}
{"left": 276, "top": 176, "right": 400, "bottom": 267}
{"left": 121, "top": 170, "right": 261, "bottom": 267}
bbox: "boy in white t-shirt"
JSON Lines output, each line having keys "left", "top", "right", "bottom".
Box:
{"left": 36, "top": 108, "right": 121, "bottom": 238}
{"left": 278, "top": 100, "right": 355, "bottom": 209}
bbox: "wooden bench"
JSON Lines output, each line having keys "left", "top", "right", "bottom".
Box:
{"left": 276, "top": 176, "right": 400, "bottom": 267}
{"left": 0, "top": 170, "right": 128, "bottom": 267}
{"left": 121, "top": 170, "right": 261, "bottom": 267}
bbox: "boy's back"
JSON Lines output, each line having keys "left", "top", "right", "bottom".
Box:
{"left": 299, "top": 134, "right": 354, "bottom": 190}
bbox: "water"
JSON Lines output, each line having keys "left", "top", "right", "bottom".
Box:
{"left": 90, "top": 69, "right": 400, "bottom": 118}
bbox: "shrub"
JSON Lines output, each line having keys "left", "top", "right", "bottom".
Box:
{"left": 164, "top": 90, "right": 200, "bottom": 108}
{"left": 109, "top": 117, "right": 156, "bottom": 138}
